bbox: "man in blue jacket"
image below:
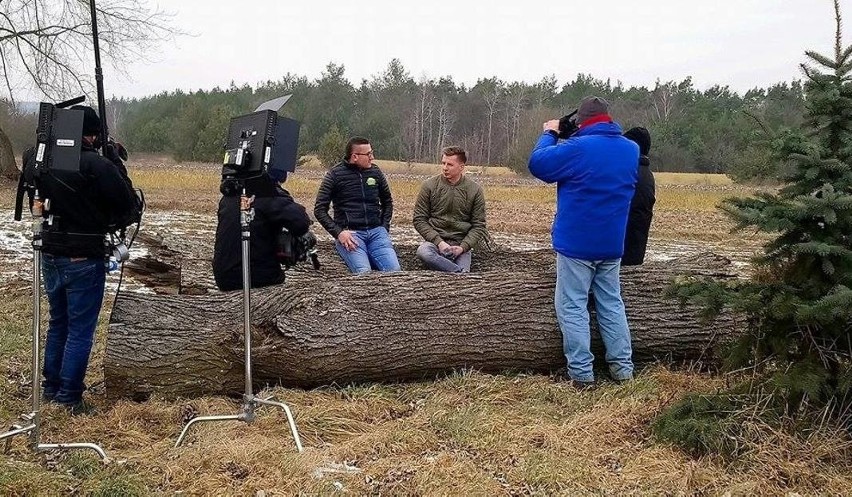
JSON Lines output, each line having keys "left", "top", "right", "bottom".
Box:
{"left": 528, "top": 96, "right": 639, "bottom": 388}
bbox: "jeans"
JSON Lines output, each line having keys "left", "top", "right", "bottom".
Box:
{"left": 555, "top": 254, "right": 633, "bottom": 382}
{"left": 41, "top": 255, "right": 106, "bottom": 405}
{"left": 416, "top": 242, "right": 472, "bottom": 272}
{"left": 335, "top": 227, "right": 401, "bottom": 274}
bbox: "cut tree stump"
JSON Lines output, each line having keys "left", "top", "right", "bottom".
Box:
{"left": 106, "top": 245, "right": 741, "bottom": 400}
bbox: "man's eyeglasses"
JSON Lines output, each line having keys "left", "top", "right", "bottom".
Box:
{"left": 354, "top": 151, "right": 374, "bottom": 157}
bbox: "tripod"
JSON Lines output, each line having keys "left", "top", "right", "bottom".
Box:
{"left": 175, "top": 190, "right": 303, "bottom": 451}
{"left": 1, "top": 191, "right": 109, "bottom": 460}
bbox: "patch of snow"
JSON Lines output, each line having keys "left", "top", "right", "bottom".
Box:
{"left": 312, "top": 461, "right": 362, "bottom": 479}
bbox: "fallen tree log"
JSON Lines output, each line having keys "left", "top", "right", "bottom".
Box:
{"left": 106, "top": 248, "right": 741, "bottom": 400}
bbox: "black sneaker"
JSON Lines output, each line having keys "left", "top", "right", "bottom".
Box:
{"left": 58, "top": 400, "right": 94, "bottom": 416}
{"left": 557, "top": 372, "right": 596, "bottom": 391}
{"left": 569, "top": 379, "right": 597, "bottom": 391}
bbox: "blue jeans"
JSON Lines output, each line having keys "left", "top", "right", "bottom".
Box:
{"left": 335, "top": 227, "right": 401, "bottom": 274}
{"left": 555, "top": 254, "right": 633, "bottom": 382}
{"left": 416, "top": 242, "right": 472, "bottom": 272}
{"left": 41, "top": 255, "right": 106, "bottom": 405}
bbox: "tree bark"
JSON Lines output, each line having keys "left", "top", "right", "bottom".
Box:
{"left": 106, "top": 248, "right": 740, "bottom": 400}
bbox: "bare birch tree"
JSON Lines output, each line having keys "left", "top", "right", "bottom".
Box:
{"left": 0, "top": 0, "right": 179, "bottom": 179}
{"left": 651, "top": 78, "right": 693, "bottom": 124}
{"left": 503, "top": 82, "right": 527, "bottom": 150}
{"left": 436, "top": 95, "right": 455, "bottom": 160}
{"left": 476, "top": 78, "right": 503, "bottom": 165}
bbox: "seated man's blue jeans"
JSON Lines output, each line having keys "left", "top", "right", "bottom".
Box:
{"left": 554, "top": 254, "right": 633, "bottom": 383}
{"left": 334, "top": 227, "right": 401, "bottom": 274}
{"left": 41, "top": 255, "right": 106, "bottom": 405}
{"left": 416, "top": 241, "right": 472, "bottom": 272}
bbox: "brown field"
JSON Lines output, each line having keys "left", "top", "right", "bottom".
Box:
{"left": 0, "top": 157, "right": 848, "bottom": 495}
{"left": 126, "top": 155, "right": 758, "bottom": 247}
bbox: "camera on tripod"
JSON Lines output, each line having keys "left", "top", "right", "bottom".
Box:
{"left": 218, "top": 95, "right": 321, "bottom": 272}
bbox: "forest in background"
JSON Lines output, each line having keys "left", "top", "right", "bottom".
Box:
{"left": 0, "top": 59, "right": 806, "bottom": 180}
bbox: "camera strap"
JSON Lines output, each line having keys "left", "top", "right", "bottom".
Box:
{"left": 14, "top": 148, "right": 38, "bottom": 222}
{"left": 13, "top": 173, "right": 27, "bottom": 222}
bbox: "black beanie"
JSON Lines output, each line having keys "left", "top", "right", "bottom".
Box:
{"left": 624, "top": 126, "right": 651, "bottom": 156}
{"left": 70, "top": 105, "right": 102, "bottom": 136}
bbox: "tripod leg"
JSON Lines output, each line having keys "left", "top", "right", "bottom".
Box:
{"left": 37, "top": 443, "right": 109, "bottom": 461}
{"left": 175, "top": 414, "right": 244, "bottom": 448}
{"left": 4, "top": 192, "right": 113, "bottom": 462}
{"left": 255, "top": 397, "right": 303, "bottom": 452}
{"left": 1, "top": 424, "right": 35, "bottom": 454}
{"left": 171, "top": 195, "right": 305, "bottom": 454}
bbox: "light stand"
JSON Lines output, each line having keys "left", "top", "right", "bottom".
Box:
{"left": 175, "top": 190, "right": 303, "bottom": 452}
{"left": 1, "top": 191, "right": 109, "bottom": 461}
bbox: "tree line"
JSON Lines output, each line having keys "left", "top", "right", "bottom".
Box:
{"left": 2, "top": 59, "right": 806, "bottom": 180}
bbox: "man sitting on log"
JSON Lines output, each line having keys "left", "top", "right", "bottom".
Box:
{"left": 314, "top": 137, "right": 401, "bottom": 273}
{"left": 412, "top": 146, "right": 488, "bottom": 272}
{"left": 213, "top": 171, "right": 311, "bottom": 291}
{"left": 528, "top": 96, "right": 639, "bottom": 389}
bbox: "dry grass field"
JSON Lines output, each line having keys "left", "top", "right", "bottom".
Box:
{"left": 0, "top": 157, "right": 849, "bottom": 495}
{"left": 127, "top": 155, "right": 755, "bottom": 247}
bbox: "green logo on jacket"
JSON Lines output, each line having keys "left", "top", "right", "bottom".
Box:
{"left": 366, "top": 177, "right": 377, "bottom": 186}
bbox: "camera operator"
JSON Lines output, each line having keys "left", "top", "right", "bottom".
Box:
{"left": 528, "top": 96, "right": 639, "bottom": 389}
{"left": 621, "top": 127, "right": 656, "bottom": 266}
{"left": 22, "top": 105, "right": 138, "bottom": 413}
{"left": 213, "top": 170, "right": 311, "bottom": 291}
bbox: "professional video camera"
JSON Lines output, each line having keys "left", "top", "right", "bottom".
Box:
{"left": 276, "top": 229, "right": 319, "bottom": 270}
{"left": 221, "top": 95, "right": 300, "bottom": 185}
{"left": 557, "top": 109, "right": 579, "bottom": 139}
{"left": 220, "top": 95, "right": 320, "bottom": 270}
{"left": 14, "top": 98, "right": 143, "bottom": 267}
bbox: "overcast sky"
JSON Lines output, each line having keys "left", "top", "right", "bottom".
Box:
{"left": 101, "top": 0, "right": 839, "bottom": 99}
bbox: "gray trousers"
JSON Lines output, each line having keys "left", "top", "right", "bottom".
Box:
{"left": 416, "top": 241, "right": 472, "bottom": 272}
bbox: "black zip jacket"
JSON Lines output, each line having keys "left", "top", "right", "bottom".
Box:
{"left": 213, "top": 181, "right": 311, "bottom": 291}
{"left": 622, "top": 156, "right": 656, "bottom": 266}
{"left": 23, "top": 145, "right": 137, "bottom": 258}
{"left": 313, "top": 161, "right": 393, "bottom": 238}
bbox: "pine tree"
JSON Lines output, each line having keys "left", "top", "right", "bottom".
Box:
{"left": 673, "top": 0, "right": 852, "bottom": 414}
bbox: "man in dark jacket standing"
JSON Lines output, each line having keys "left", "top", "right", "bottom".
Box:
{"left": 213, "top": 172, "right": 311, "bottom": 291}
{"left": 23, "top": 106, "right": 137, "bottom": 411}
{"left": 528, "top": 96, "right": 638, "bottom": 388}
{"left": 314, "top": 137, "right": 400, "bottom": 273}
{"left": 622, "top": 127, "right": 656, "bottom": 266}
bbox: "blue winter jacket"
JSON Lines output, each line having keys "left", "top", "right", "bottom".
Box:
{"left": 528, "top": 122, "right": 639, "bottom": 260}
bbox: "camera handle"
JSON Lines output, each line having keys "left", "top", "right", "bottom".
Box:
{"left": 308, "top": 249, "right": 320, "bottom": 270}
{"left": 1, "top": 190, "right": 109, "bottom": 460}
{"left": 175, "top": 189, "right": 303, "bottom": 452}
